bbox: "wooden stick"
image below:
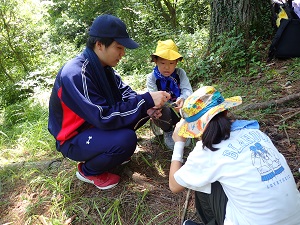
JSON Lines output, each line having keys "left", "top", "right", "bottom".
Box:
{"left": 278, "top": 111, "right": 300, "bottom": 123}
{"left": 181, "top": 189, "right": 191, "bottom": 224}
{"left": 238, "top": 93, "right": 300, "bottom": 111}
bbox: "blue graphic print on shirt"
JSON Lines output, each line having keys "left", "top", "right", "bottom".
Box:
{"left": 222, "top": 130, "right": 286, "bottom": 183}
{"left": 250, "top": 142, "right": 284, "bottom": 181}
{"left": 223, "top": 130, "right": 270, "bottom": 159}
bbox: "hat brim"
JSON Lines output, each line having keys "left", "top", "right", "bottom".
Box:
{"left": 178, "top": 96, "right": 242, "bottom": 138}
{"left": 115, "top": 37, "right": 139, "bottom": 49}
{"left": 152, "top": 49, "right": 183, "bottom": 61}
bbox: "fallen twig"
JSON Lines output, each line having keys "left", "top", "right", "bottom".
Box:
{"left": 282, "top": 121, "right": 291, "bottom": 146}
{"left": 64, "top": 215, "right": 77, "bottom": 225}
{"left": 238, "top": 93, "right": 300, "bottom": 111}
{"left": 277, "top": 107, "right": 300, "bottom": 114}
{"left": 278, "top": 111, "right": 300, "bottom": 123}
{"left": 277, "top": 111, "right": 300, "bottom": 146}
{"left": 181, "top": 189, "right": 191, "bottom": 224}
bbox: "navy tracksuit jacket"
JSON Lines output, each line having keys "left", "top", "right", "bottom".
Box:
{"left": 48, "top": 53, "right": 154, "bottom": 150}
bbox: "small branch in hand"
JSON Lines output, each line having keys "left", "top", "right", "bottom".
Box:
{"left": 164, "top": 101, "right": 180, "bottom": 118}
{"left": 134, "top": 101, "right": 179, "bottom": 130}
{"left": 134, "top": 116, "right": 171, "bottom": 130}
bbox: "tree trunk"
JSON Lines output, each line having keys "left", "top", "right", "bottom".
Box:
{"left": 209, "top": 0, "right": 272, "bottom": 43}
{"left": 154, "top": 0, "right": 178, "bottom": 29}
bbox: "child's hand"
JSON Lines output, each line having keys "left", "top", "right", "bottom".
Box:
{"left": 174, "top": 98, "right": 184, "bottom": 112}
{"left": 172, "top": 120, "right": 186, "bottom": 142}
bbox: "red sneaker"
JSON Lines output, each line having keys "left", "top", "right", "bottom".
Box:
{"left": 76, "top": 163, "right": 120, "bottom": 190}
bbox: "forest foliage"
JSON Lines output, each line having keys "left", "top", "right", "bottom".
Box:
{"left": 0, "top": 0, "right": 273, "bottom": 108}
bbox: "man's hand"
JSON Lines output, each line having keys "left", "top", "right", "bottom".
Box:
{"left": 150, "top": 91, "right": 171, "bottom": 108}
{"left": 147, "top": 108, "right": 162, "bottom": 119}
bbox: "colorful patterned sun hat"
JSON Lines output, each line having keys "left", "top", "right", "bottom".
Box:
{"left": 151, "top": 39, "right": 183, "bottom": 61}
{"left": 178, "top": 86, "right": 242, "bottom": 138}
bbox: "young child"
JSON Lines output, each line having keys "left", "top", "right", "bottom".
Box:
{"left": 169, "top": 86, "right": 300, "bottom": 225}
{"left": 146, "top": 39, "right": 193, "bottom": 150}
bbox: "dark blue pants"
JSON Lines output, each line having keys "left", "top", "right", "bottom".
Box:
{"left": 59, "top": 127, "right": 137, "bottom": 176}
{"left": 195, "top": 182, "right": 228, "bottom": 225}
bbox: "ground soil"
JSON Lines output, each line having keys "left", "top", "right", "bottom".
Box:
{"left": 0, "top": 59, "right": 299, "bottom": 225}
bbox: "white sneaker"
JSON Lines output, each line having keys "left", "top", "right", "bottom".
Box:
{"left": 164, "top": 131, "right": 175, "bottom": 150}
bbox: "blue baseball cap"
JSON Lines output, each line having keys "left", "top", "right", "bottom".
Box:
{"left": 89, "top": 14, "right": 139, "bottom": 49}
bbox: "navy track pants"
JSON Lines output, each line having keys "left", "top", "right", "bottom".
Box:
{"left": 59, "top": 127, "right": 137, "bottom": 176}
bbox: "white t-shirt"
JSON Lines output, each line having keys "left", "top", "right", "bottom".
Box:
{"left": 174, "top": 128, "right": 300, "bottom": 225}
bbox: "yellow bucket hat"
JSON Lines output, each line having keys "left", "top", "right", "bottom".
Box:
{"left": 151, "top": 39, "right": 183, "bottom": 61}
{"left": 177, "top": 86, "right": 242, "bottom": 138}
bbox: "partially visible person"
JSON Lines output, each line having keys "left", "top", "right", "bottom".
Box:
{"left": 146, "top": 39, "right": 193, "bottom": 150}
{"left": 48, "top": 14, "right": 170, "bottom": 190}
{"left": 169, "top": 86, "right": 300, "bottom": 225}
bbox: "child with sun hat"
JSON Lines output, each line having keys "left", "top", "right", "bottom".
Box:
{"left": 169, "top": 86, "right": 300, "bottom": 225}
{"left": 146, "top": 39, "right": 193, "bottom": 150}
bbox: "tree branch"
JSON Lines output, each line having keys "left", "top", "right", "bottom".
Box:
{"left": 238, "top": 93, "right": 300, "bottom": 111}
